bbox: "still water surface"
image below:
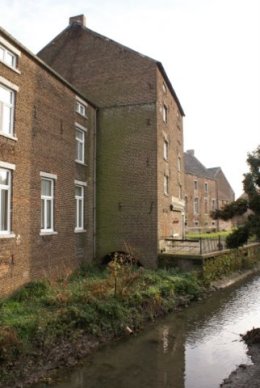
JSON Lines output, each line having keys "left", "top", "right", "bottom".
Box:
{"left": 50, "top": 274, "right": 260, "bottom": 388}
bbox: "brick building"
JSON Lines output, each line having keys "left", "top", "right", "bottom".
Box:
{"left": 184, "top": 150, "right": 235, "bottom": 232}
{"left": 0, "top": 27, "right": 96, "bottom": 295}
{"left": 38, "top": 15, "right": 185, "bottom": 266}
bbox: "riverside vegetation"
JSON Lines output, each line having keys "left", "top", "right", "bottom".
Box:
{"left": 0, "top": 262, "right": 203, "bottom": 387}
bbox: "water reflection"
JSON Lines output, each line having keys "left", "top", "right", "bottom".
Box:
{"left": 44, "top": 274, "right": 260, "bottom": 388}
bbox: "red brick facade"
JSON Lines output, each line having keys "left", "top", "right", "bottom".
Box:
{"left": 184, "top": 150, "right": 235, "bottom": 232}
{"left": 0, "top": 28, "right": 96, "bottom": 295}
{"left": 0, "top": 16, "right": 235, "bottom": 296}
{"left": 38, "top": 16, "right": 185, "bottom": 266}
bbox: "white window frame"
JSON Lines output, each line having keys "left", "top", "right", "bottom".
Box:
{"left": 163, "top": 140, "right": 168, "bottom": 160}
{"left": 0, "top": 83, "right": 16, "bottom": 138}
{"left": 0, "top": 44, "right": 17, "bottom": 68}
{"left": 194, "top": 180, "right": 198, "bottom": 191}
{"left": 164, "top": 175, "right": 169, "bottom": 195}
{"left": 75, "top": 123, "right": 87, "bottom": 164}
{"left": 75, "top": 180, "right": 87, "bottom": 232}
{"left": 0, "top": 168, "right": 11, "bottom": 235}
{"left": 204, "top": 182, "right": 208, "bottom": 195}
{"left": 40, "top": 172, "right": 57, "bottom": 234}
{"left": 75, "top": 96, "right": 88, "bottom": 117}
{"left": 0, "top": 37, "right": 20, "bottom": 72}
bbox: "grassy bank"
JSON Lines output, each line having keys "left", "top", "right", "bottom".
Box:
{"left": 0, "top": 264, "right": 204, "bottom": 386}
{"left": 185, "top": 231, "right": 231, "bottom": 239}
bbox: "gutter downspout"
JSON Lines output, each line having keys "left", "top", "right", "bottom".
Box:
{"left": 93, "top": 108, "right": 97, "bottom": 259}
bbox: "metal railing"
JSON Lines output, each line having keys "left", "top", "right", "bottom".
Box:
{"left": 165, "top": 237, "right": 227, "bottom": 255}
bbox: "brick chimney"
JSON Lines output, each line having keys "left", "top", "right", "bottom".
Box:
{"left": 186, "top": 149, "right": 195, "bottom": 156}
{"left": 69, "top": 14, "right": 86, "bottom": 27}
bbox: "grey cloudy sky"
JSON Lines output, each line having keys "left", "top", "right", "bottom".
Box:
{"left": 1, "top": 0, "right": 259, "bottom": 198}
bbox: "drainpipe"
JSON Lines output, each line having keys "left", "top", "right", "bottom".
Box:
{"left": 216, "top": 179, "right": 220, "bottom": 232}
{"left": 93, "top": 108, "right": 97, "bottom": 259}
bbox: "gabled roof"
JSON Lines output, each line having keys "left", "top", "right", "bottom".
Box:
{"left": 207, "top": 167, "right": 221, "bottom": 178}
{"left": 184, "top": 151, "right": 213, "bottom": 179}
{"left": 38, "top": 19, "right": 184, "bottom": 116}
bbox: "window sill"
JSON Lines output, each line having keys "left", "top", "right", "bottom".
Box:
{"left": 0, "top": 132, "right": 18, "bottom": 141}
{"left": 0, "top": 232, "right": 16, "bottom": 239}
{"left": 0, "top": 59, "right": 21, "bottom": 74}
{"left": 74, "top": 229, "right": 87, "bottom": 233}
{"left": 40, "top": 231, "right": 58, "bottom": 236}
{"left": 75, "top": 160, "right": 87, "bottom": 166}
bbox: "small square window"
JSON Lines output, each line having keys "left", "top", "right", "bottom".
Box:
{"left": 0, "top": 44, "right": 17, "bottom": 69}
{"left": 76, "top": 101, "right": 87, "bottom": 117}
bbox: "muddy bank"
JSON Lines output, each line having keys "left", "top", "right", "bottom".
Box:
{"left": 221, "top": 329, "right": 260, "bottom": 388}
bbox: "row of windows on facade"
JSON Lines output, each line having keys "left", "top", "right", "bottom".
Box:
{"left": 162, "top": 104, "right": 180, "bottom": 124}
{"left": 194, "top": 180, "right": 209, "bottom": 193}
{"left": 185, "top": 221, "right": 216, "bottom": 227}
{"left": 0, "top": 168, "right": 86, "bottom": 235}
{"left": 186, "top": 197, "right": 216, "bottom": 214}
{"left": 0, "top": 81, "right": 88, "bottom": 163}
{"left": 0, "top": 41, "right": 18, "bottom": 70}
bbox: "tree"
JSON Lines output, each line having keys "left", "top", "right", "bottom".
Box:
{"left": 212, "top": 145, "right": 260, "bottom": 248}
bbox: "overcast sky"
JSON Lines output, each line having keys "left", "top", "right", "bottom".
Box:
{"left": 1, "top": 0, "right": 259, "bottom": 198}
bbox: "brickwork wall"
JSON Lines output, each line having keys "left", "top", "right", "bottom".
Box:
{"left": 96, "top": 104, "right": 158, "bottom": 267}
{"left": 38, "top": 24, "right": 157, "bottom": 108}
{"left": 156, "top": 69, "right": 185, "bottom": 248}
{"left": 38, "top": 21, "right": 185, "bottom": 267}
{"left": 0, "top": 31, "right": 96, "bottom": 296}
{"left": 184, "top": 173, "right": 217, "bottom": 231}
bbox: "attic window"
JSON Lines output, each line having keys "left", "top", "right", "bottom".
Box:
{"left": 0, "top": 37, "right": 20, "bottom": 71}
{"left": 75, "top": 96, "right": 88, "bottom": 117}
{"left": 0, "top": 45, "right": 17, "bottom": 68}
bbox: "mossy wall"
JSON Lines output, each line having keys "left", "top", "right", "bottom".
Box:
{"left": 158, "top": 243, "right": 260, "bottom": 283}
{"left": 96, "top": 104, "right": 158, "bottom": 267}
{"left": 202, "top": 244, "right": 260, "bottom": 283}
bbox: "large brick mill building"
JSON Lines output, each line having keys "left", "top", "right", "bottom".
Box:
{"left": 38, "top": 15, "right": 186, "bottom": 267}
{"left": 0, "top": 16, "right": 235, "bottom": 295}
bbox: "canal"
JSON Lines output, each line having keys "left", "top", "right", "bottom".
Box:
{"left": 46, "top": 273, "right": 260, "bottom": 388}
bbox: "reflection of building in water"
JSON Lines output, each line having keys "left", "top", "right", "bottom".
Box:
{"left": 155, "top": 324, "right": 185, "bottom": 388}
